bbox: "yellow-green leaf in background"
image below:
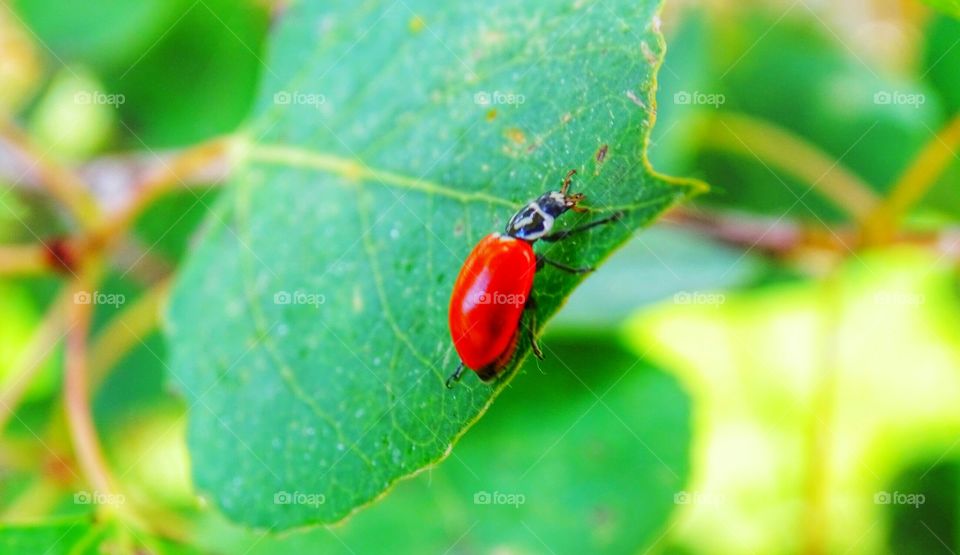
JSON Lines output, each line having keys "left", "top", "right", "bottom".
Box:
{"left": 624, "top": 248, "right": 960, "bottom": 554}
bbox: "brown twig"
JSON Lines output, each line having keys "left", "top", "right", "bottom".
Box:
{"left": 0, "top": 243, "right": 49, "bottom": 275}
{"left": 87, "top": 136, "right": 237, "bottom": 239}
{"left": 663, "top": 206, "right": 856, "bottom": 255}
{"left": 0, "top": 119, "right": 101, "bottom": 229}
{"left": 664, "top": 205, "right": 960, "bottom": 263}
{"left": 0, "top": 132, "right": 235, "bottom": 215}
{"left": 64, "top": 267, "right": 117, "bottom": 515}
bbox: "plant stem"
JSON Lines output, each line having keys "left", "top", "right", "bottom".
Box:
{"left": 703, "top": 113, "right": 880, "bottom": 224}
{"left": 44, "top": 281, "right": 168, "bottom": 474}
{"left": 665, "top": 206, "right": 807, "bottom": 254}
{"left": 63, "top": 265, "right": 117, "bottom": 516}
{"left": 86, "top": 136, "right": 238, "bottom": 250}
{"left": 863, "top": 113, "right": 960, "bottom": 244}
{"left": 0, "top": 119, "right": 101, "bottom": 230}
{"left": 0, "top": 243, "right": 49, "bottom": 276}
{"left": 665, "top": 204, "right": 960, "bottom": 264}
{"left": 664, "top": 206, "right": 856, "bottom": 259}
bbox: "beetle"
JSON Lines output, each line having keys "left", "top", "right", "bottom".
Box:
{"left": 446, "top": 170, "right": 623, "bottom": 388}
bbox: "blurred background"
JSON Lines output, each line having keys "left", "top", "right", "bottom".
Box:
{"left": 0, "top": 0, "right": 959, "bottom": 553}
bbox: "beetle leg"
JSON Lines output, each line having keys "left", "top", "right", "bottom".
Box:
{"left": 528, "top": 323, "right": 544, "bottom": 359}
{"left": 560, "top": 169, "right": 577, "bottom": 194}
{"left": 540, "top": 211, "right": 624, "bottom": 242}
{"left": 537, "top": 254, "right": 594, "bottom": 274}
{"left": 445, "top": 362, "right": 465, "bottom": 389}
{"left": 524, "top": 296, "right": 544, "bottom": 360}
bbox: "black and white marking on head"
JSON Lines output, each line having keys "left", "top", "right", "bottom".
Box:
{"left": 505, "top": 191, "right": 570, "bottom": 241}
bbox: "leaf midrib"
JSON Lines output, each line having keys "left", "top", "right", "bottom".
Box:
{"left": 248, "top": 144, "right": 521, "bottom": 208}
{"left": 248, "top": 143, "right": 681, "bottom": 213}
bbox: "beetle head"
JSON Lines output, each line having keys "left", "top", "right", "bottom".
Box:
{"left": 504, "top": 170, "right": 587, "bottom": 241}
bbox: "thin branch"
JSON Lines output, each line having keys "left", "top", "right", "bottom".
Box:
{"left": 87, "top": 136, "right": 237, "bottom": 241}
{"left": 664, "top": 205, "right": 960, "bottom": 264}
{"left": 663, "top": 206, "right": 855, "bottom": 256}
{"left": 0, "top": 119, "right": 101, "bottom": 229}
{"left": 664, "top": 207, "right": 806, "bottom": 254}
{"left": 0, "top": 134, "right": 233, "bottom": 283}
{"left": 863, "top": 113, "right": 960, "bottom": 244}
{"left": 0, "top": 131, "right": 234, "bottom": 247}
{"left": 702, "top": 113, "right": 880, "bottom": 224}
{"left": 0, "top": 243, "right": 49, "bottom": 276}
{"left": 0, "top": 132, "right": 234, "bottom": 214}
{"left": 67, "top": 136, "right": 238, "bottom": 271}
{"left": 64, "top": 267, "right": 117, "bottom": 513}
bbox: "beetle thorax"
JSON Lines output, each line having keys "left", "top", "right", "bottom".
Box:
{"left": 505, "top": 191, "right": 568, "bottom": 241}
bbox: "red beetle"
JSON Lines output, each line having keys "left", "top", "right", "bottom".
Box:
{"left": 446, "top": 170, "right": 622, "bottom": 388}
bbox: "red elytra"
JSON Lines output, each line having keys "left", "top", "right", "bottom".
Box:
{"left": 448, "top": 234, "right": 536, "bottom": 379}
{"left": 446, "top": 170, "right": 624, "bottom": 388}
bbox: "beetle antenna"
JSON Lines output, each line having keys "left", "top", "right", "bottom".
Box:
{"left": 446, "top": 362, "right": 465, "bottom": 389}
{"left": 561, "top": 169, "right": 576, "bottom": 194}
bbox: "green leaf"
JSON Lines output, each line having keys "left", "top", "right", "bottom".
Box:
{"left": 0, "top": 519, "right": 204, "bottom": 554}
{"left": 0, "top": 280, "right": 58, "bottom": 403}
{"left": 106, "top": 0, "right": 269, "bottom": 148}
{"left": 923, "top": 15, "right": 960, "bottom": 116}
{"left": 196, "top": 338, "right": 691, "bottom": 554}
{"left": 660, "top": 9, "right": 943, "bottom": 221}
{"left": 166, "top": 0, "right": 699, "bottom": 528}
{"left": 0, "top": 519, "right": 100, "bottom": 555}
{"left": 884, "top": 460, "right": 960, "bottom": 554}
{"left": 11, "top": 0, "right": 187, "bottom": 71}
{"left": 12, "top": 0, "right": 270, "bottom": 148}
{"left": 918, "top": 15, "right": 960, "bottom": 219}
{"left": 922, "top": 0, "right": 960, "bottom": 19}
{"left": 623, "top": 247, "right": 960, "bottom": 553}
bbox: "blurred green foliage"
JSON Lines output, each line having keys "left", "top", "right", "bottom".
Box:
{"left": 626, "top": 248, "right": 960, "bottom": 553}
{"left": 652, "top": 9, "right": 957, "bottom": 221}
{"left": 13, "top": 0, "right": 269, "bottom": 148}
{"left": 1, "top": 0, "right": 959, "bottom": 554}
